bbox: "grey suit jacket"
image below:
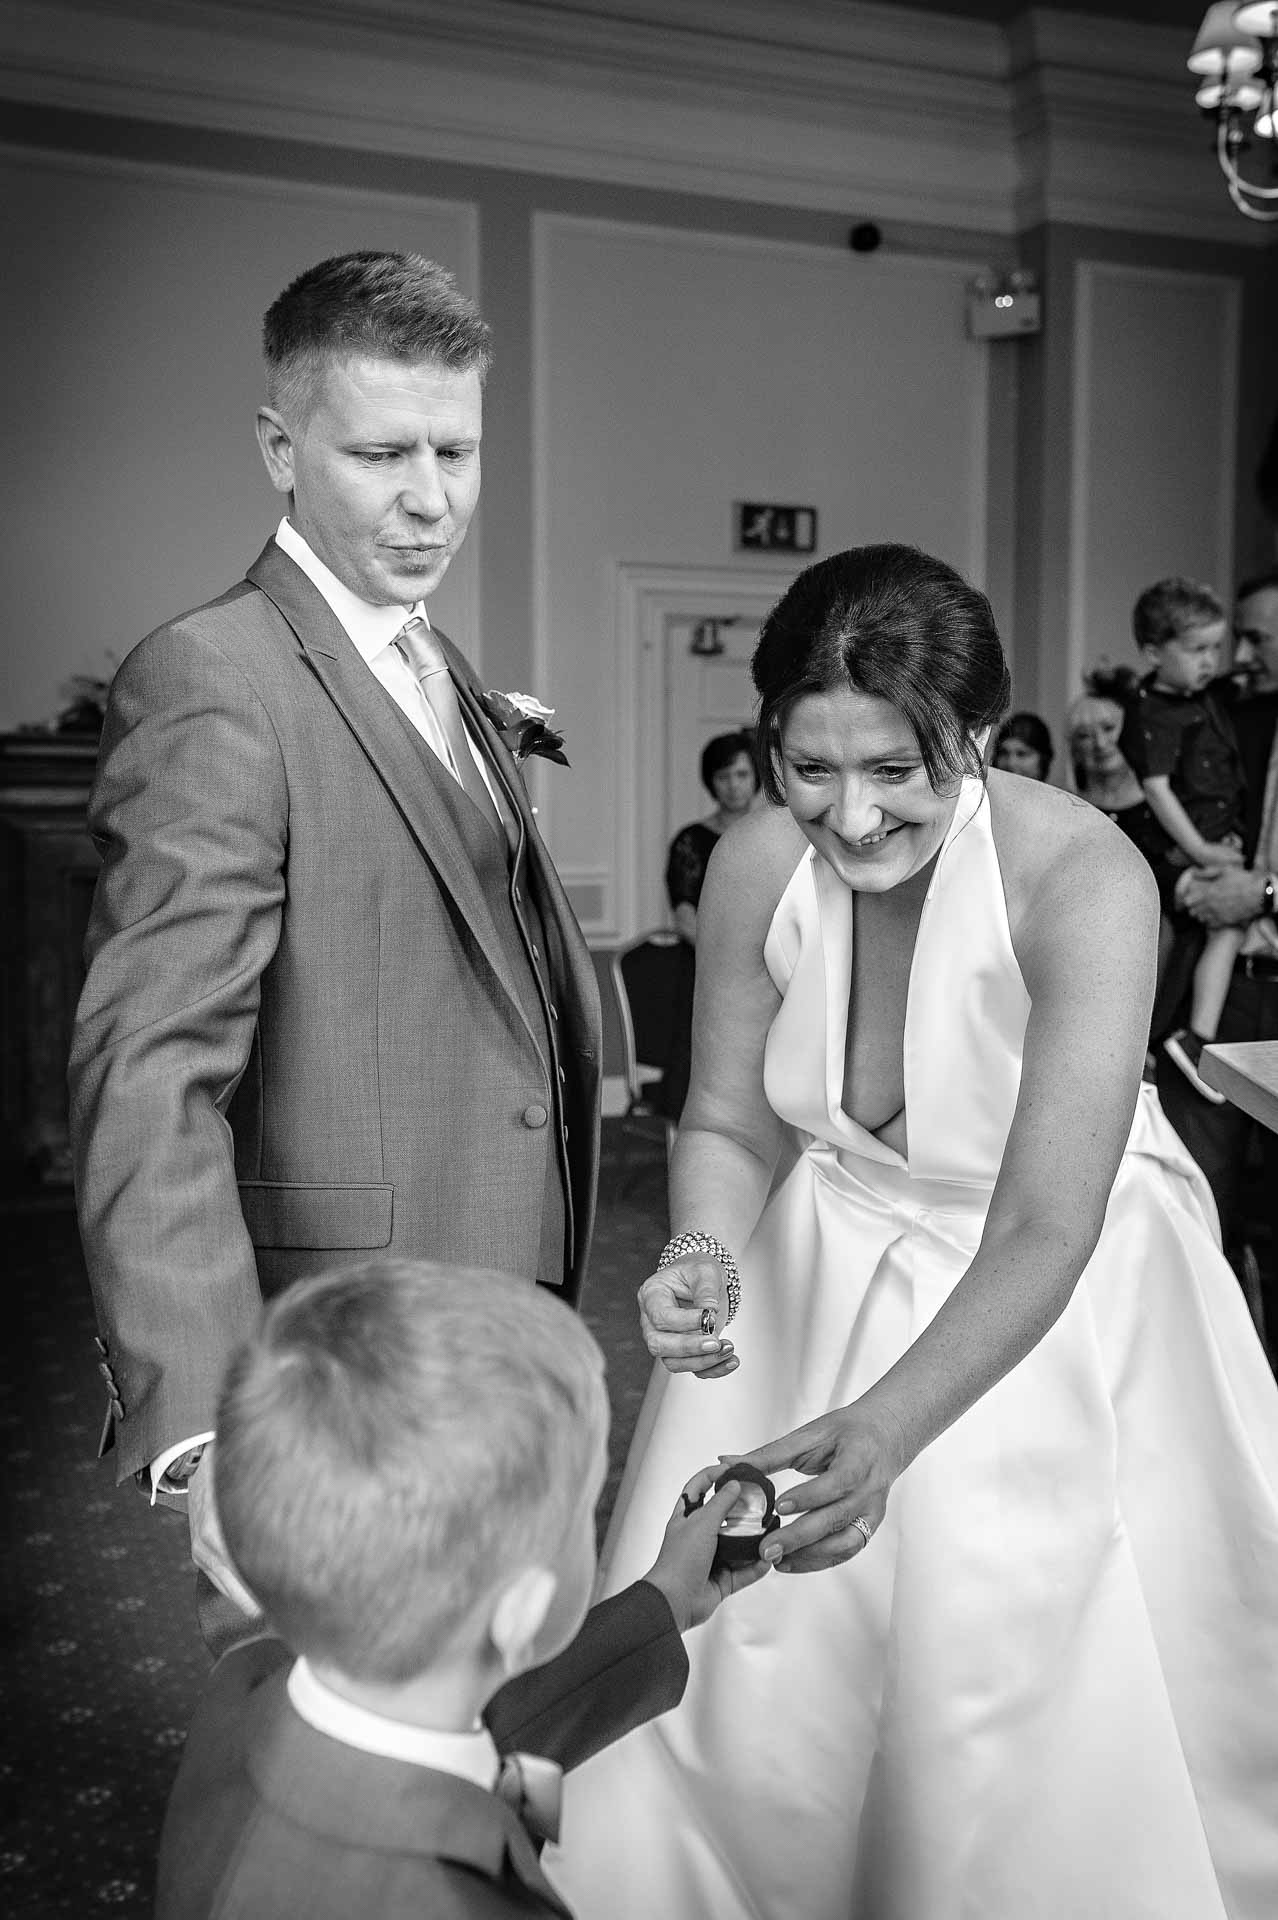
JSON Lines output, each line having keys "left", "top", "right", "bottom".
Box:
{"left": 156, "top": 1581, "right": 688, "bottom": 1920}
{"left": 69, "top": 540, "right": 601, "bottom": 1479}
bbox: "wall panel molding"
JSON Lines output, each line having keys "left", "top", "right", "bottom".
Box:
{"left": 0, "top": 144, "right": 482, "bottom": 728}
{"left": 532, "top": 211, "right": 994, "bottom": 937}
{"left": 1067, "top": 258, "right": 1241, "bottom": 703}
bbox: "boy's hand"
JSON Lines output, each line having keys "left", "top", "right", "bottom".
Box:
{"left": 640, "top": 1466, "right": 770, "bottom": 1632}
{"left": 1195, "top": 842, "right": 1245, "bottom": 871}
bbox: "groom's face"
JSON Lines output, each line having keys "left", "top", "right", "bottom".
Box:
{"left": 257, "top": 352, "right": 483, "bottom": 607}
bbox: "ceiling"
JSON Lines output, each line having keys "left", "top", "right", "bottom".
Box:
{"left": 880, "top": 0, "right": 1207, "bottom": 26}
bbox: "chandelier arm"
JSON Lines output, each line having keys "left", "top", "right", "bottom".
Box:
{"left": 1216, "top": 116, "right": 1278, "bottom": 215}
{"left": 1226, "top": 169, "right": 1278, "bottom": 217}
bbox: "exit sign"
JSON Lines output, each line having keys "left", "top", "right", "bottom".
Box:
{"left": 734, "top": 502, "right": 817, "bottom": 554}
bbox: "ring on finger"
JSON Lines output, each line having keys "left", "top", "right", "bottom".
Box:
{"left": 851, "top": 1514, "right": 874, "bottom": 1548}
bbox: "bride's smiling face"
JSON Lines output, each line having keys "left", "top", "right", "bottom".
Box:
{"left": 780, "top": 686, "right": 963, "bottom": 893}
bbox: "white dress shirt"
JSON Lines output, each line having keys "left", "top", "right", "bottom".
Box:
{"left": 288, "top": 1656, "right": 502, "bottom": 1786}
{"left": 275, "top": 516, "right": 498, "bottom": 799}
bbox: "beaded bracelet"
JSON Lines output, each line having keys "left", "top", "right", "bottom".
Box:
{"left": 658, "top": 1230, "right": 741, "bottom": 1325}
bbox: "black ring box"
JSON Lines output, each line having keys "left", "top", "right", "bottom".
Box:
{"left": 686, "top": 1461, "right": 781, "bottom": 1570}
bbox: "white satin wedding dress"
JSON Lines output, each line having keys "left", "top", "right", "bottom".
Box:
{"left": 550, "top": 778, "right": 1278, "bottom": 1920}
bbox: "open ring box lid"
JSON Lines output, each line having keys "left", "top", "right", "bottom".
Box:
{"left": 691, "top": 1461, "right": 781, "bottom": 1570}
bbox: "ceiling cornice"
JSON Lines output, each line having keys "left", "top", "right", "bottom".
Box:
{"left": 0, "top": 0, "right": 1266, "bottom": 244}
{"left": 1008, "top": 7, "right": 1268, "bottom": 241}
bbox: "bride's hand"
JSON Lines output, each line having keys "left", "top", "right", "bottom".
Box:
{"left": 638, "top": 1256, "right": 739, "bottom": 1380}
{"left": 739, "top": 1400, "right": 909, "bottom": 1572}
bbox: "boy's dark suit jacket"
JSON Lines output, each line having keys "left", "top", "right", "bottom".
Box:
{"left": 69, "top": 539, "right": 601, "bottom": 1483}
{"left": 155, "top": 1581, "right": 685, "bottom": 1919}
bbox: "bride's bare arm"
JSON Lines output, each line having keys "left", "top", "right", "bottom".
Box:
{"left": 638, "top": 809, "right": 799, "bottom": 1377}
{"left": 748, "top": 793, "right": 1161, "bottom": 1566}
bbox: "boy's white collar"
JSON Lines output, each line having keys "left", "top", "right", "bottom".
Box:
{"left": 287, "top": 1656, "right": 499, "bottom": 1787}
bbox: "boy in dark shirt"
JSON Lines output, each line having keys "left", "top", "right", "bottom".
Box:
{"left": 1122, "top": 576, "right": 1251, "bottom": 1101}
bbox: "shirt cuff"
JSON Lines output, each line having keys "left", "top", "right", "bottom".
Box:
{"left": 149, "top": 1432, "right": 216, "bottom": 1506}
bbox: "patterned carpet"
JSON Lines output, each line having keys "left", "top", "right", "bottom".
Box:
{"left": 0, "top": 1125, "right": 669, "bottom": 1920}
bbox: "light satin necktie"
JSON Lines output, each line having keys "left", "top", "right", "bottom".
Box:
{"left": 394, "top": 617, "right": 502, "bottom": 834}
{"left": 495, "top": 1750, "right": 563, "bottom": 1846}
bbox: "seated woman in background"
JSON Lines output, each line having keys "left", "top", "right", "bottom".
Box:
{"left": 1068, "top": 667, "right": 1169, "bottom": 863}
{"left": 992, "top": 709, "right": 1054, "bottom": 780}
{"left": 659, "top": 731, "right": 760, "bottom": 1118}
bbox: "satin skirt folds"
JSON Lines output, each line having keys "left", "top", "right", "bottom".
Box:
{"left": 549, "top": 1120, "right": 1278, "bottom": 1920}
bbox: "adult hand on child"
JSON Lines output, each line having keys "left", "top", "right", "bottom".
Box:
{"left": 1177, "top": 865, "right": 1268, "bottom": 929}
{"left": 638, "top": 1256, "right": 737, "bottom": 1380}
{"left": 188, "top": 1444, "right": 264, "bottom": 1620}
{"left": 642, "top": 1466, "right": 770, "bottom": 1630}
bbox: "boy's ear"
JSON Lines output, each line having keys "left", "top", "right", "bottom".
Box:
{"left": 489, "top": 1566, "right": 557, "bottom": 1679}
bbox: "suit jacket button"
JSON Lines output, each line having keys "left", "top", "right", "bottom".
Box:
{"left": 522, "top": 1103, "right": 549, "bottom": 1129}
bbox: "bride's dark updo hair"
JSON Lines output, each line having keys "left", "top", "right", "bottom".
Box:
{"left": 752, "top": 545, "right": 1011, "bottom": 802}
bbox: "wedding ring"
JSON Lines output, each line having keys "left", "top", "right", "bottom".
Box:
{"left": 851, "top": 1515, "right": 874, "bottom": 1548}
{"left": 699, "top": 1306, "right": 718, "bottom": 1336}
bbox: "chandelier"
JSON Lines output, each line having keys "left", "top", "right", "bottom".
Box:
{"left": 1189, "top": 4, "right": 1278, "bottom": 220}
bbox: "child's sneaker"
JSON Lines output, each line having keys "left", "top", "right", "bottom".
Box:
{"left": 1163, "top": 1028, "right": 1226, "bottom": 1104}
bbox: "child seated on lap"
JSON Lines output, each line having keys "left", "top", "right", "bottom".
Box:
{"left": 155, "top": 1258, "right": 764, "bottom": 1920}
{"left": 1122, "top": 576, "right": 1253, "bottom": 1103}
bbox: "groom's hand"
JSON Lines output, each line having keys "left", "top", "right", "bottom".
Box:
{"left": 638, "top": 1257, "right": 738, "bottom": 1379}
{"left": 188, "top": 1443, "right": 265, "bottom": 1621}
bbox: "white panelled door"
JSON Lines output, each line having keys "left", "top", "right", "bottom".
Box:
{"left": 615, "top": 563, "right": 795, "bottom": 934}
{"left": 663, "top": 613, "right": 759, "bottom": 850}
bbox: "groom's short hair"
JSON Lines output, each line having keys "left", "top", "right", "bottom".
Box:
{"left": 262, "top": 250, "right": 493, "bottom": 424}
{"left": 213, "top": 1257, "right": 607, "bottom": 1682}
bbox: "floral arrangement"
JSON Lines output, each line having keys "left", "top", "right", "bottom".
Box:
{"left": 481, "top": 689, "right": 569, "bottom": 766}
{"left": 54, "top": 663, "right": 117, "bottom": 736}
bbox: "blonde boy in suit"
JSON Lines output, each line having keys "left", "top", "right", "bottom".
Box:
{"left": 156, "top": 1259, "right": 763, "bottom": 1919}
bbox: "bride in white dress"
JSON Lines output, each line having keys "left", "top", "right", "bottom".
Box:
{"left": 549, "top": 545, "right": 1278, "bottom": 1920}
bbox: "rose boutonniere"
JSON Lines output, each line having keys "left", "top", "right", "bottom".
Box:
{"left": 481, "top": 690, "right": 569, "bottom": 766}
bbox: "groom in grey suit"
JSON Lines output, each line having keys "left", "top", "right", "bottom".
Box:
{"left": 68, "top": 252, "right": 600, "bottom": 1622}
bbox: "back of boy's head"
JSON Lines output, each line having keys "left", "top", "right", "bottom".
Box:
{"left": 213, "top": 1259, "right": 608, "bottom": 1683}
{"left": 1132, "top": 576, "right": 1225, "bottom": 651}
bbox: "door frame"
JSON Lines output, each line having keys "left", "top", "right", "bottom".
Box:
{"left": 613, "top": 560, "right": 795, "bottom": 936}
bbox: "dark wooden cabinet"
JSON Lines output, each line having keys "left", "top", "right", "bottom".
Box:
{"left": 0, "top": 733, "right": 101, "bottom": 1184}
